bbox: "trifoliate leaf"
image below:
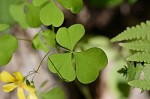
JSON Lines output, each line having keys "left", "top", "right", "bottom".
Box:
{"left": 32, "top": 33, "right": 50, "bottom": 52}
{"left": 56, "top": 24, "right": 85, "bottom": 50}
{"left": 40, "top": 1, "right": 64, "bottom": 27}
{"left": 57, "top": 0, "right": 83, "bottom": 13}
{"left": 74, "top": 47, "right": 108, "bottom": 84}
{"left": 48, "top": 53, "right": 76, "bottom": 82}
{"left": 0, "top": 34, "right": 18, "bottom": 65}
{"left": 9, "top": 4, "right": 28, "bottom": 29}
{"left": 41, "top": 30, "right": 56, "bottom": 47}
{"left": 41, "top": 87, "right": 66, "bottom": 99}
{"left": 32, "top": 0, "right": 48, "bottom": 6}
{"left": 0, "top": 24, "right": 9, "bottom": 31}
{"left": 25, "top": 3, "right": 41, "bottom": 28}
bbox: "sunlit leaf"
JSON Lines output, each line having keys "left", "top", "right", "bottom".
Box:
{"left": 25, "top": 3, "right": 41, "bottom": 28}
{"left": 32, "top": 0, "right": 48, "bottom": 6}
{"left": 56, "top": 0, "right": 83, "bottom": 13}
{"left": 74, "top": 47, "right": 108, "bottom": 84}
{"left": 56, "top": 24, "right": 85, "bottom": 50}
{"left": 0, "top": 34, "right": 18, "bottom": 65}
{"left": 41, "top": 30, "right": 56, "bottom": 47}
{"left": 40, "top": 1, "right": 64, "bottom": 27}
{"left": 41, "top": 87, "right": 66, "bottom": 99}
{"left": 0, "top": 24, "right": 9, "bottom": 31}
{"left": 32, "top": 33, "right": 50, "bottom": 52}
{"left": 48, "top": 53, "right": 76, "bottom": 82}
{"left": 9, "top": 4, "right": 28, "bottom": 29}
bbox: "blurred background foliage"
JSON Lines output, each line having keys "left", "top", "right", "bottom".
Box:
{"left": 0, "top": 0, "right": 150, "bottom": 99}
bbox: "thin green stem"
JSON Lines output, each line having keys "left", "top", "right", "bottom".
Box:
{"left": 31, "top": 51, "right": 51, "bottom": 81}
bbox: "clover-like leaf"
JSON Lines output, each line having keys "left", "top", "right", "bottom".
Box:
{"left": 0, "top": 34, "right": 18, "bottom": 66}
{"left": 56, "top": 24, "right": 85, "bottom": 50}
{"left": 41, "top": 30, "right": 56, "bottom": 47}
{"left": 40, "top": 1, "right": 64, "bottom": 27}
{"left": 9, "top": 4, "right": 28, "bottom": 29}
{"left": 57, "top": 0, "right": 83, "bottom": 13}
{"left": 74, "top": 47, "right": 108, "bottom": 84}
{"left": 25, "top": 3, "right": 41, "bottom": 28}
{"left": 32, "top": 0, "right": 48, "bottom": 6}
{"left": 48, "top": 53, "right": 76, "bottom": 82}
{"left": 0, "top": 24, "right": 9, "bottom": 31}
{"left": 41, "top": 87, "right": 66, "bottom": 99}
{"left": 32, "top": 33, "right": 50, "bottom": 52}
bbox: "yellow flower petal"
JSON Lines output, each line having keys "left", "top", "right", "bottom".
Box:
{"left": 2, "top": 83, "right": 17, "bottom": 92}
{"left": 23, "top": 83, "right": 35, "bottom": 93}
{"left": 0, "top": 71, "right": 15, "bottom": 82}
{"left": 28, "top": 92, "right": 38, "bottom": 99}
{"left": 13, "top": 72, "right": 24, "bottom": 82}
{"left": 18, "top": 86, "right": 25, "bottom": 99}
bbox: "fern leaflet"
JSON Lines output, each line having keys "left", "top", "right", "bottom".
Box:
{"left": 111, "top": 20, "right": 150, "bottom": 42}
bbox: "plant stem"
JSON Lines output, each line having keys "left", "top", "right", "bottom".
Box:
{"left": 32, "top": 51, "right": 51, "bottom": 81}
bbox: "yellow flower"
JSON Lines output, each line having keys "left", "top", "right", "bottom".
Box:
{"left": 0, "top": 71, "right": 38, "bottom": 99}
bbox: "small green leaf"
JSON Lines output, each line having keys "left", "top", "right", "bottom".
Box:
{"left": 57, "top": 0, "right": 83, "bottom": 13}
{"left": 74, "top": 47, "right": 108, "bottom": 84}
{"left": 9, "top": 4, "right": 28, "bottom": 29}
{"left": 0, "top": 34, "right": 18, "bottom": 65}
{"left": 56, "top": 24, "right": 85, "bottom": 50}
{"left": 0, "top": 24, "right": 9, "bottom": 31}
{"left": 40, "top": 1, "right": 64, "bottom": 27}
{"left": 41, "top": 87, "right": 66, "bottom": 99}
{"left": 143, "top": 64, "right": 150, "bottom": 80}
{"left": 25, "top": 3, "right": 41, "bottom": 28}
{"left": 128, "top": 80, "right": 150, "bottom": 90}
{"left": 32, "top": 33, "right": 50, "bottom": 52}
{"left": 48, "top": 53, "right": 76, "bottom": 82}
{"left": 41, "top": 30, "right": 56, "bottom": 47}
{"left": 32, "top": 0, "right": 48, "bottom": 6}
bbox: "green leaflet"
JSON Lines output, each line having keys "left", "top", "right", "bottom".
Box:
{"left": 74, "top": 48, "right": 108, "bottom": 84}
{"left": 111, "top": 20, "right": 150, "bottom": 42}
{"left": 0, "top": 34, "right": 18, "bottom": 65}
{"left": 56, "top": 0, "right": 83, "bottom": 13}
{"left": 56, "top": 24, "right": 85, "bottom": 50}
{"left": 9, "top": 4, "right": 28, "bottom": 29}
{"left": 41, "top": 87, "right": 66, "bottom": 99}
{"left": 127, "top": 52, "right": 150, "bottom": 63}
{"left": 48, "top": 53, "right": 76, "bottom": 82}
{"left": 32, "top": 33, "right": 50, "bottom": 52}
{"left": 0, "top": 24, "right": 9, "bottom": 31}
{"left": 127, "top": 63, "right": 143, "bottom": 81}
{"left": 41, "top": 30, "right": 56, "bottom": 47}
{"left": 119, "top": 40, "right": 150, "bottom": 52}
{"left": 143, "top": 64, "right": 150, "bottom": 80}
{"left": 25, "top": 3, "right": 41, "bottom": 28}
{"left": 32, "top": 0, "right": 48, "bottom": 6}
{"left": 128, "top": 80, "right": 150, "bottom": 90}
{"left": 40, "top": 1, "right": 64, "bottom": 27}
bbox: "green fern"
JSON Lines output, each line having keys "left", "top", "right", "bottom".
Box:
{"left": 119, "top": 40, "right": 150, "bottom": 52}
{"left": 127, "top": 52, "right": 150, "bottom": 63}
{"left": 111, "top": 20, "right": 150, "bottom": 42}
{"left": 128, "top": 80, "right": 150, "bottom": 90}
{"left": 143, "top": 64, "right": 150, "bottom": 80}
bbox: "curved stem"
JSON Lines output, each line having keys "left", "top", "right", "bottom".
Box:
{"left": 31, "top": 51, "right": 51, "bottom": 81}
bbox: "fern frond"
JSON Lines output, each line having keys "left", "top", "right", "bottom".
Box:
{"left": 127, "top": 52, "right": 150, "bottom": 63}
{"left": 143, "top": 64, "right": 150, "bottom": 80}
{"left": 111, "top": 20, "right": 150, "bottom": 42}
{"left": 127, "top": 62, "right": 143, "bottom": 81}
{"left": 119, "top": 40, "right": 150, "bottom": 52}
{"left": 128, "top": 80, "right": 150, "bottom": 90}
